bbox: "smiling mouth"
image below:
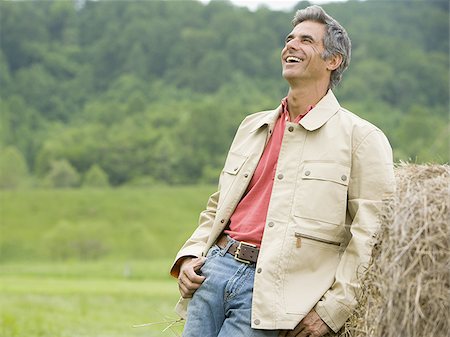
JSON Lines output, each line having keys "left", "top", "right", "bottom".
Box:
{"left": 286, "top": 56, "right": 302, "bottom": 63}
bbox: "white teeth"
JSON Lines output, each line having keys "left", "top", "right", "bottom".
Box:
{"left": 286, "top": 56, "right": 301, "bottom": 63}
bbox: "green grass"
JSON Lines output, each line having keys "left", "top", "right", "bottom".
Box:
{"left": 0, "top": 187, "right": 217, "bottom": 337}
{"left": 0, "top": 260, "right": 173, "bottom": 280}
{"left": 0, "top": 186, "right": 216, "bottom": 261}
{"left": 0, "top": 266, "right": 184, "bottom": 337}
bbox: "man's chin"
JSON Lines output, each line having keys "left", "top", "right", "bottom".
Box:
{"left": 282, "top": 71, "right": 300, "bottom": 84}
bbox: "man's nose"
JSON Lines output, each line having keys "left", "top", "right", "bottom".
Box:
{"left": 286, "top": 38, "right": 300, "bottom": 50}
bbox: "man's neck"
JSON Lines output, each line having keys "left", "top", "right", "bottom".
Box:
{"left": 286, "top": 85, "right": 328, "bottom": 120}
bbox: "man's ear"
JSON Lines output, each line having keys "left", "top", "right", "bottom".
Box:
{"left": 326, "top": 54, "right": 342, "bottom": 71}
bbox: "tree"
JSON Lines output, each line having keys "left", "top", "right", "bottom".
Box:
{"left": 44, "top": 159, "right": 80, "bottom": 188}
{"left": 83, "top": 164, "right": 109, "bottom": 188}
{"left": 394, "top": 105, "right": 449, "bottom": 163}
{"left": 1, "top": 0, "right": 448, "bottom": 186}
{"left": 0, "top": 146, "right": 28, "bottom": 189}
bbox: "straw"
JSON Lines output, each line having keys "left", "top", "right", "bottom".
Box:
{"left": 338, "top": 163, "right": 450, "bottom": 337}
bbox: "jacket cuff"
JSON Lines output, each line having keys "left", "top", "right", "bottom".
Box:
{"left": 314, "top": 295, "right": 352, "bottom": 333}
{"left": 169, "top": 244, "right": 205, "bottom": 278}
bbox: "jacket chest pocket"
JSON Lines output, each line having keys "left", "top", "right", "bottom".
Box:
{"left": 217, "top": 152, "right": 248, "bottom": 209}
{"left": 293, "top": 162, "right": 350, "bottom": 225}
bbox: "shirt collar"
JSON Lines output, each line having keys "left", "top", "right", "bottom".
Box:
{"left": 281, "top": 97, "right": 314, "bottom": 123}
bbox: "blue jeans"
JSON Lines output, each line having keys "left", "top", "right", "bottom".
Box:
{"left": 182, "top": 239, "right": 279, "bottom": 337}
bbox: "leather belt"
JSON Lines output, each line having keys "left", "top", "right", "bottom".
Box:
{"left": 216, "top": 234, "right": 259, "bottom": 264}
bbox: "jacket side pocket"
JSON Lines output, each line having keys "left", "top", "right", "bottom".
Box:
{"left": 282, "top": 229, "right": 341, "bottom": 315}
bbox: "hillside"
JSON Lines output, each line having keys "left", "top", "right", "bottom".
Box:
{"left": 1, "top": 0, "right": 448, "bottom": 187}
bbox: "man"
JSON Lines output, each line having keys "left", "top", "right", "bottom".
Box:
{"left": 170, "top": 5, "right": 395, "bottom": 337}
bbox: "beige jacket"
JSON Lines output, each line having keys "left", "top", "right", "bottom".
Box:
{"left": 170, "top": 90, "right": 395, "bottom": 333}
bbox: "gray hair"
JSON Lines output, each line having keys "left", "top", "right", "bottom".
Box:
{"left": 292, "top": 5, "right": 351, "bottom": 89}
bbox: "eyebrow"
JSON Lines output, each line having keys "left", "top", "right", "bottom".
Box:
{"left": 285, "top": 33, "right": 316, "bottom": 42}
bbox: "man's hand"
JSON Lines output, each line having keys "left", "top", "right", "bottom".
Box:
{"left": 177, "top": 257, "right": 206, "bottom": 298}
{"left": 278, "top": 309, "right": 331, "bottom": 337}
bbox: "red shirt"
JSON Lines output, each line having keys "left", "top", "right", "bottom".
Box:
{"left": 224, "top": 98, "right": 313, "bottom": 247}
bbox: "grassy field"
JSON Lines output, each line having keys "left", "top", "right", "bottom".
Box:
{"left": 0, "top": 187, "right": 216, "bottom": 337}
{"left": 0, "top": 186, "right": 216, "bottom": 261}
{"left": 1, "top": 260, "right": 184, "bottom": 337}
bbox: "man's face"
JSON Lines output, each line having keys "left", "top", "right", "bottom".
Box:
{"left": 281, "top": 20, "right": 330, "bottom": 86}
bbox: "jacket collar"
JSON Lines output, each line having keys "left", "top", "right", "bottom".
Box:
{"left": 299, "top": 90, "right": 341, "bottom": 131}
{"left": 249, "top": 107, "right": 281, "bottom": 133}
{"left": 250, "top": 90, "right": 340, "bottom": 133}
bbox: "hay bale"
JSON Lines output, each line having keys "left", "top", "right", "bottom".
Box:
{"left": 339, "top": 163, "right": 450, "bottom": 337}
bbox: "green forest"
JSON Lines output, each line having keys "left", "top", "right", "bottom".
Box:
{"left": 1, "top": 0, "right": 449, "bottom": 188}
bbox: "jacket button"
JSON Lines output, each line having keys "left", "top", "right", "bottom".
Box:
{"left": 277, "top": 174, "right": 284, "bottom": 180}
{"left": 220, "top": 219, "right": 225, "bottom": 223}
{"left": 288, "top": 126, "right": 294, "bottom": 132}
{"left": 305, "top": 170, "right": 311, "bottom": 176}
{"left": 234, "top": 167, "right": 238, "bottom": 171}
{"left": 257, "top": 268, "right": 262, "bottom": 273}
{"left": 244, "top": 173, "right": 249, "bottom": 178}
{"left": 254, "top": 319, "right": 260, "bottom": 325}
{"left": 341, "top": 175, "right": 347, "bottom": 181}
{"left": 268, "top": 222, "right": 274, "bottom": 227}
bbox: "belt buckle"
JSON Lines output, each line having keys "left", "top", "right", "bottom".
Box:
{"left": 234, "top": 241, "right": 256, "bottom": 264}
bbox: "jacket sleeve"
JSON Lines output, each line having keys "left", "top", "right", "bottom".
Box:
{"left": 314, "top": 129, "right": 395, "bottom": 332}
{"left": 169, "top": 189, "right": 220, "bottom": 278}
{"left": 169, "top": 116, "right": 251, "bottom": 279}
